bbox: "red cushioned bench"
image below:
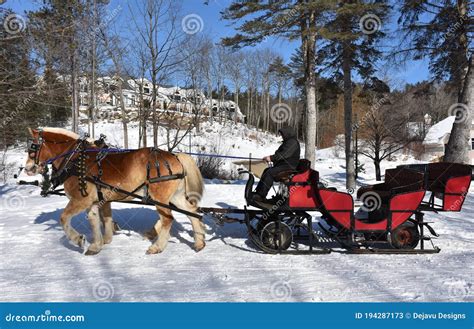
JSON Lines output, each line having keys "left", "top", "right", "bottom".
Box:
{"left": 319, "top": 167, "right": 426, "bottom": 232}
{"left": 397, "top": 162, "right": 472, "bottom": 212}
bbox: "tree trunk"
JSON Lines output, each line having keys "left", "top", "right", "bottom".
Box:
{"left": 444, "top": 55, "right": 472, "bottom": 164}
{"left": 266, "top": 90, "right": 270, "bottom": 131}
{"left": 89, "top": 0, "right": 97, "bottom": 139}
{"left": 254, "top": 87, "right": 259, "bottom": 129}
{"left": 234, "top": 84, "right": 239, "bottom": 124}
{"left": 261, "top": 81, "right": 268, "bottom": 131}
{"left": 68, "top": 5, "right": 79, "bottom": 134}
{"left": 152, "top": 97, "right": 158, "bottom": 147}
{"left": 141, "top": 91, "right": 147, "bottom": 147}
{"left": 302, "top": 9, "right": 317, "bottom": 169}
{"left": 278, "top": 83, "right": 283, "bottom": 132}
{"left": 207, "top": 75, "right": 213, "bottom": 124}
{"left": 247, "top": 88, "right": 251, "bottom": 125}
{"left": 374, "top": 159, "right": 381, "bottom": 181}
{"left": 71, "top": 52, "right": 79, "bottom": 133}
{"left": 247, "top": 89, "right": 251, "bottom": 125}
{"left": 343, "top": 42, "right": 356, "bottom": 190}
{"left": 118, "top": 84, "right": 128, "bottom": 148}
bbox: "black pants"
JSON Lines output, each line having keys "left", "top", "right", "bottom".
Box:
{"left": 255, "top": 165, "right": 294, "bottom": 198}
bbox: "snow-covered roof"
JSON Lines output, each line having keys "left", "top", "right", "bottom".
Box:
{"left": 158, "top": 86, "right": 183, "bottom": 95}
{"left": 127, "top": 78, "right": 153, "bottom": 88}
{"left": 423, "top": 116, "right": 455, "bottom": 145}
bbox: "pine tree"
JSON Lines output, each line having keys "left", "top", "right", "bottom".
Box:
{"left": 317, "top": 0, "right": 389, "bottom": 189}
{"left": 397, "top": 0, "right": 473, "bottom": 164}
{"left": 0, "top": 10, "right": 40, "bottom": 147}
{"left": 28, "top": 0, "right": 87, "bottom": 133}
{"left": 222, "top": 0, "right": 332, "bottom": 168}
{"left": 289, "top": 48, "right": 341, "bottom": 146}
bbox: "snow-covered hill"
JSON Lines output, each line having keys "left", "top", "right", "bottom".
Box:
{"left": 0, "top": 121, "right": 472, "bottom": 302}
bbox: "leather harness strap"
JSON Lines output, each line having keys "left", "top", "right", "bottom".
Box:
{"left": 41, "top": 138, "right": 187, "bottom": 204}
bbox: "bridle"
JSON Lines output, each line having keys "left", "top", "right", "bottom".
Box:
{"left": 27, "top": 130, "right": 94, "bottom": 197}
{"left": 27, "top": 130, "right": 45, "bottom": 167}
{"left": 27, "top": 129, "right": 76, "bottom": 170}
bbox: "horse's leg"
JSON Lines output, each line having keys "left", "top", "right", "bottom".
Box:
{"left": 60, "top": 200, "right": 89, "bottom": 248}
{"left": 189, "top": 217, "right": 205, "bottom": 251}
{"left": 171, "top": 192, "right": 206, "bottom": 251}
{"left": 143, "top": 220, "right": 161, "bottom": 241}
{"left": 100, "top": 202, "right": 115, "bottom": 244}
{"left": 85, "top": 204, "right": 104, "bottom": 255}
{"left": 146, "top": 207, "right": 174, "bottom": 254}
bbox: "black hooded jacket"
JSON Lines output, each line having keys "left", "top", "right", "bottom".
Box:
{"left": 270, "top": 126, "right": 301, "bottom": 168}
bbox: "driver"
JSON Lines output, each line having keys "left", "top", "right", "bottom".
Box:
{"left": 253, "top": 126, "right": 301, "bottom": 202}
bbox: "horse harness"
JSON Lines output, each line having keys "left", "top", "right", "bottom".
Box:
{"left": 30, "top": 132, "right": 186, "bottom": 203}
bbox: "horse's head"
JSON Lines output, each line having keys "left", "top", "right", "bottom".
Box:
{"left": 24, "top": 128, "right": 79, "bottom": 176}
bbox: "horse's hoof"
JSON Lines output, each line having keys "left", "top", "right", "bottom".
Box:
{"left": 78, "top": 235, "right": 86, "bottom": 248}
{"left": 85, "top": 249, "right": 100, "bottom": 256}
{"left": 146, "top": 246, "right": 162, "bottom": 254}
{"left": 195, "top": 242, "right": 206, "bottom": 252}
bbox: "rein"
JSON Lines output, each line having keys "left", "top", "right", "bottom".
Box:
{"left": 44, "top": 148, "right": 135, "bottom": 164}
{"left": 34, "top": 132, "right": 261, "bottom": 200}
{"left": 43, "top": 149, "right": 262, "bottom": 164}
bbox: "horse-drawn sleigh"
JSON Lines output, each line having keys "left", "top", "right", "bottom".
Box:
{"left": 23, "top": 128, "right": 473, "bottom": 255}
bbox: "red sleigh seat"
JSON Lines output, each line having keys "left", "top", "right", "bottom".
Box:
{"left": 425, "top": 163, "right": 471, "bottom": 211}
{"left": 397, "top": 162, "right": 472, "bottom": 212}
{"left": 354, "top": 190, "right": 425, "bottom": 231}
{"left": 356, "top": 167, "right": 425, "bottom": 202}
{"left": 283, "top": 160, "right": 321, "bottom": 209}
{"left": 319, "top": 166, "right": 426, "bottom": 232}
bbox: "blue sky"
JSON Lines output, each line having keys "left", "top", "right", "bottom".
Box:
{"left": 2, "top": 0, "right": 430, "bottom": 86}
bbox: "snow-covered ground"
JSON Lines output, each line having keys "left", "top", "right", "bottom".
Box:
{"left": 0, "top": 121, "right": 472, "bottom": 302}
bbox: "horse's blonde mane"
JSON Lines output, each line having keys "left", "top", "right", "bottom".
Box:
{"left": 42, "top": 127, "right": 80, "bottom": 139}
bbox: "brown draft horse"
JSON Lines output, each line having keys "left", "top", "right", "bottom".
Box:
{"left": 24, "top": 128, "right": 205, "bottom": 255}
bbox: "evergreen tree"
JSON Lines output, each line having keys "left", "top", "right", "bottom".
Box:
{"left": 222, "top": 0, "right": 333, "bottom": 168}
{"left": 317, "top": 0, "right": 389, "bottom": 189}
{"left": 397, "top": 0, "right": 473, "bottom": 163}
{"left": 28, "top": 0, "right": 87, "bottom": 133}
{"left": 0, "top": 10, "right": 41, "bottom": 148}
{"left": 289, "top": 48, "right": 341, "bottom": 146}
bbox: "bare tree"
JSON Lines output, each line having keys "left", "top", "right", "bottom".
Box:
{"left": 162, "top": 36, "right": 208, "bottom": 151}
{"left": 198, "top": 37, "right": 214, "bottom": 124}
{"left": 226, "top": 50, "right": 244, "bottom": 122}
{"left": 133, "top": 47, "right": 151, "bottom": 148}
{"left": 99, "top": 29, "right": 130, "bottom": 148}
{"left": 243, "top": 51, "right": 259, "bottom": 127}
{"left": 130, "top": 0, "right": 185, "bottom": 147}
{"left": 211, "top": 45, "right": 229, "bottom": 124}
{"left": 359, "top": 98, "right": 414, "bottom": 181}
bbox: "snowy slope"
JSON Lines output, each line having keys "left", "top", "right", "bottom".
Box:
{"left": 0, "top": 121, "right": 472, "bottom": 302}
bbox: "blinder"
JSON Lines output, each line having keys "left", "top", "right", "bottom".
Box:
{"left": 27, "top": 134, "right": 43, "bottom": 164}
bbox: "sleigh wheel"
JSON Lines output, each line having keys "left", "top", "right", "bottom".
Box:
{"left": 259, "top": 221, "right": 293, "bottom": 251}
{"left": 390, "top": 219, "right": 420, "bottom": 249}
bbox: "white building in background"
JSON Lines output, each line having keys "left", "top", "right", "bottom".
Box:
{"left": 77, "top": 76, "right": 245, "bottom": 122}
{"left": 422, "top": 116, "right": 474, "bottom": 164}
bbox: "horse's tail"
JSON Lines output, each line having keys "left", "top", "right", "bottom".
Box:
{"left": 176, "top": 153, "right": 204, "bottom": 207}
